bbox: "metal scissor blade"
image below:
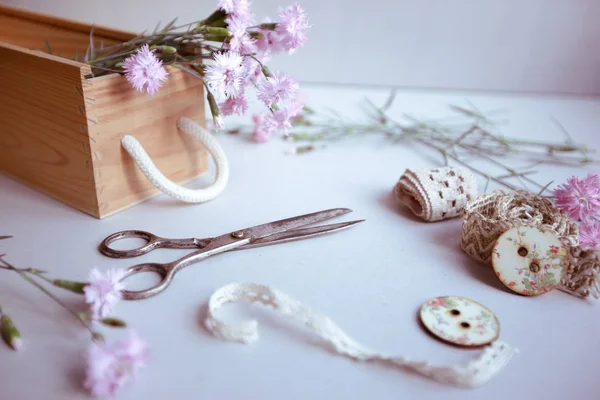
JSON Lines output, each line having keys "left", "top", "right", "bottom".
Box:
{"left": 238, "top": 219, "right": 364, "bottom": 250}
{"left": 240, "top": 208, "right": 353, "bottom": 242}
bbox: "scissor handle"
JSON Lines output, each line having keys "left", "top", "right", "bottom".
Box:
{"left": 99, "top": 230, "right": 164, "bottom": 258}
{"left": 99, "top": 230, "right": 204, "bottom": 258}
{"left": 119, "top": 262, "right": 175, "bottom": 300}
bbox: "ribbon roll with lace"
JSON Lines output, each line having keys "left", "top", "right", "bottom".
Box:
{"left": 460, "top": 189, "right": 600, "bottom": 299}
{"left": 394, "top": 166, "right": 479, "bottom": 222}
{"left": 204, "top": 282, "right": 519, "bottom": 389}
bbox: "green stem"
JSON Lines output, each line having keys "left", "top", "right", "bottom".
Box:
{"left": 0, "top": 258, "right": 96, "bottom": 338}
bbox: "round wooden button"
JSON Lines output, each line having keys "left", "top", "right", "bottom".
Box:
{"left": 492, "top": 226, "right": 567, "bottom": 296}
{"left": 419, "top": 296, "right": 500, "bottom": 347}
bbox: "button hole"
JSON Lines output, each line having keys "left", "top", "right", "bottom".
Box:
{"left": 518, "top": 246, "right": 528, "bottom": 257}
{"left": 439, "top": 191, "right": 444, "bottom": 199}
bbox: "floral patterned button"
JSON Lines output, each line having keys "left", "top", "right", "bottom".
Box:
{"left": 492, "top": 226, "right": 567, "bottom": 296}
{"left": 419, "top": 296, "right": 500, "bottom": 347}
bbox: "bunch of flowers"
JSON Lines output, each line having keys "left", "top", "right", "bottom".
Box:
{"left": 0, "top": 246, "right": 143, "bottom": 398}
{"left": 85, "top": 0, "right": 310, "bottom": 143}
{"left": 553, "top": 172, "right": 600, "bottom": 251}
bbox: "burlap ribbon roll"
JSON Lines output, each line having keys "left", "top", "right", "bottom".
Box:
{"left": 460, "top": 190, "right": 600, "bottom": 299}
{"left": 394, "top": 166, "right": 479, "bottom": 222}
{"left": 460, "top": 190, "right": 579, "bottom": 263}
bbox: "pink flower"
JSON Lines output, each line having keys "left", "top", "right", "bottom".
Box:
{"left": 579, "top": 220, "right": 600, "bottom": 250}
{"left": 84, "top": 330, "right": 150, "bottom": 398}
{"left": 255, "top": 26, "right": 284, "bottom": 59}
{"left": 220, "top": 95, "right": 248, "bottom": 116}
{"left": 275, "top": 3, "right": 310, "bottom": 53}
{"left": 267, "top": 100, "right": 304, "bottom": 134}
{"left": 205, "top": 51, "right": 247, "bottom": 101}
{"left": 122, "top": 44, "right": 169, "bottom": 96}
{"left": 553, "top": 172, "right": 600, "bottom": 221}
{"left": 218, "top": 0, "right": 251, "bottom": 17}
{"left": 549, "top": 245, "right": 559, "bottom": 254}
{"left": 227, "top": 15, "right": 256, "bottom": 54}
{"left": 83, "top": 268, "right": 127, "bottom": 321}
{"left": 243, "top": 57, "right": 262, "bottom": 84}
{"left": 257, "top": 71, "right": 299, "bottom": 108}
{"left": 251, "top": 114, "right": 276, "bottom": 143}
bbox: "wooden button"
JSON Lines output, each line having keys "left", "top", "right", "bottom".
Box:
{"left": 419, "top": 296, "right": 500, "bottom": 347}
{"left": 492, "top": 226, "right": 567, "bottom": 296}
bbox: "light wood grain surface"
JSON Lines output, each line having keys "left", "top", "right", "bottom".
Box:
{"left": 84, "top": 69, "right": 208, "bottom": 218}
{"left": 0, "top": 4, "right": 209, "bottom": 219}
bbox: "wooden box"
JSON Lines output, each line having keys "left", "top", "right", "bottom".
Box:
{"left": 0, "top": 5, "right": 209, "bottom": 218}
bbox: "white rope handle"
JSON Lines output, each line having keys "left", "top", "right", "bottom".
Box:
{"left": 204, "top": 282, "right": 519, "bottom": 389}
{"left": 121, "top": 117, "right": 229, "bottom": 203}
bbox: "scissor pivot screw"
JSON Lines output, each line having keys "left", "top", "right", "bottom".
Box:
{"left": 231, "top": 231, "right": 245, "bottom": 239}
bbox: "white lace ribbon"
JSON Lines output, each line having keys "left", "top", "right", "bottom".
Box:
{"left": 121, "top": 116, "right": 229, "bottom": 203}
{"left": 205, "top": 282, "right": 519, "bottom": 388}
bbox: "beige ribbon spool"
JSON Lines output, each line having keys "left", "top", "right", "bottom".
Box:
{"left": 394, "top": 166, "right": 479, "bottom": 222}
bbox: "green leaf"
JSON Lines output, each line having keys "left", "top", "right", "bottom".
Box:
{"left": 100, "top": 317, "right": 127, "bottom": 328}
{"left": 52, "top": 279, "right": 87, "bottom": 294}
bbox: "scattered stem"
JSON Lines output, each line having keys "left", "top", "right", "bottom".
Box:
{"left": 0, "top": 257, "right": 96, "bottom": 338}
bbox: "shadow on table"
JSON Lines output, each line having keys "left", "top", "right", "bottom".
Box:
{"left": 378, "top": 189, "right": 512, "bottom": 294}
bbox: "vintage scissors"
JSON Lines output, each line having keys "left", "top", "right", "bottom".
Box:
{"left": 99, "top": 208, "right": 364, "bottom": 300}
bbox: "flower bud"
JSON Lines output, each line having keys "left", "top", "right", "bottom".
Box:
{"left": 258, "top": 23, "right": 278, "bottom": 31}
{"left": 248, "top": 31, "right": 265, "bottom": 40}
{"left": 204, "top": 27, "right": 232, "bottom": 37}
{"left": 100, "top": 317, "right": 127, "bottom": 328}
{"left": 91, "top": 332, "right": 105, "bottom": 343}
{"left": 261, "top": 65, "right": 272, "bottom": 78}
{"left": 52, "top": 279, "right": 88, "bottom": 295}
{"left": 150, "top": 45, "right": 177, "bottom": 55}
{"left": 1, "top": 314, "right": 22, "bottom": 351}
{"left": 206, "top": 92, "right": 223, "bottom": 130}
{"left": 295, "top": 145, "right": 315, "bottom": 154}
{"left": 199, "top": 9, "right": 227, "bottom": 28}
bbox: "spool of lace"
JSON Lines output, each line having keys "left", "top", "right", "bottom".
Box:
{"left": 460, "top": 190, "right": 579, "bottom": 264}
{"left": 561, "top": 245, "right": 600, "bottom": 299}
{"left": 459, "top": 190, "right": 600, "bottom": 299}
{"left": 394, "top": 166, "right": 479, "bottom": 222}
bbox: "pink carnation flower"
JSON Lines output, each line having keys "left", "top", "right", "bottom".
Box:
{"left": 554, "top": 172, "right": 600, "bottom": 221}
{"left": 218, "top": 0, "right": 251, "bottom": 18}
{"left": 275, "top": 3, "right": 310, "bottom": 53}
{"left": 255, "top": 22, "right": 284, "bottom": 59}
{"left": 220, "top": 95, "right": 248, "bottom": 116}
{"left": 122, "top": 44, "right": 169, "bottom": 96}
{"left": 579, "top": 220, "right": 600, "bottom": 250}
{"left": 84, "top": 330, "right": 150, "bottom": 398}
{"left": 205, "top": 51, "right": 247, "bottom": 101}
{"left": 227, "top": 15, "right": 256, "bottom": 54}
{"left": 267, "top": 100, "right": 305, "bottom": 134}
{"left": 83, "top": 268, "right": 127, "bottom": 321}
{"left": 251, "top": 114, "right": 276, "bottom": 143}
{"left": 257, "top": 71, "right": 299, "bottom": 108}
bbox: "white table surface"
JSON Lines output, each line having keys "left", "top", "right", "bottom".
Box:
{"left": 1, "top": 84, "right": 600, "bottom": 400}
